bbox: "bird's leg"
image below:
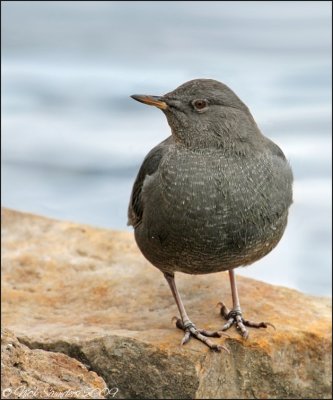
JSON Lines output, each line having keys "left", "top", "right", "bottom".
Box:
{"left": 219, "top": 269, "right": 275, "bottom": 339}
{"left": 164, "top": 272, "right": 229, "bottom": 352}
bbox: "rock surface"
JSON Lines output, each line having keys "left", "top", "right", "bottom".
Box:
{"left": 1, "top": 208, "right": 332, "bottom": 399}
{"left": 1, "top": 328, "right": 107, "bottom": 399}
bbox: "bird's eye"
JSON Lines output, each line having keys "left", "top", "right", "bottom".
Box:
{"left": 192, "top": 99, "right": 208, "bottom": 112}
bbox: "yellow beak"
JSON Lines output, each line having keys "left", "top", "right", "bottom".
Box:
{"left": 131, "top": 95, "right": 168, "bottom": 110}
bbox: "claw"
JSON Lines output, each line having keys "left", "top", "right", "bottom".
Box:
{"left": 217, "top": 301, "right": 231, "bottom": 319}
{"left": 218, "top": 344, "right": 230, "bottom": 354}
{"left": 181, "top": 330, "right": 191, "bottom": 345}
{"left": 235, "top": 315, "right": 248, "bottom": 338}
{"left": 210, "top": 343, "right": 222, "bottom": 352}
{"left": 208, "top": 342, "right": 230, "bottom": 353}
{"left": 265, "top": 322, "right": 276, "bottom": 330}
{"left": 220, "top": 303, "right": 274, "bottom": 338}
{"left": 174, "top": 317, "right": 229, "bottom": 352}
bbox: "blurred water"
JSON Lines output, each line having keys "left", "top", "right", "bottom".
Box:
{"left": 1, "top": 1, "right": 332, "bottom": 296}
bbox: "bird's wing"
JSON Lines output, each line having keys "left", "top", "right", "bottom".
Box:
{"left": 127, "top": 136, "right": 172, "bottom": 227}
{"left": 264, "top": 136, "right": 287, "bottom": 160}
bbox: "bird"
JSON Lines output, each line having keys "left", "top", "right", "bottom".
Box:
{"left": 128, "top": 78, "right": 293, "bottom": 352}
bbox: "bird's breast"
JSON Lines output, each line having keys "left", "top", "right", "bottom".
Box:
{"left": 155, "top": 148, "right": 271, "bottom": 224}
{"left": 137, "top": 146, "right": 292, "bottom": 273}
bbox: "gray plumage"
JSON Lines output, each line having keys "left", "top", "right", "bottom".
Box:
{"left": 128, "top": 79, "right": 293, "bottom": 276}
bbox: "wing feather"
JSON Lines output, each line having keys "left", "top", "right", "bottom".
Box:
{"left": 127, "top": 137, "right": 172, "bottom": 227}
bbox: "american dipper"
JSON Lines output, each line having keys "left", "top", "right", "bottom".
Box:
{"left": 128, "top": 79, "right": 293, "bottom": 351}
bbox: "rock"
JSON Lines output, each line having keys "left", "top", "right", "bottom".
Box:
{"left": 1, "top": 328, "right": 107, "bottom": 399}
{"left": 1, "top": 208, "right": 332, "bottom": 399}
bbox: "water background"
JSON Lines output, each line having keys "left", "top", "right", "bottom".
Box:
{"left": 2, "top": 1, "right": 332, "bottom": 296}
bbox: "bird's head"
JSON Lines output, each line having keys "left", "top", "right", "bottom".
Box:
{"left": 131, "top": 79, "right": 260, "bottom": 149}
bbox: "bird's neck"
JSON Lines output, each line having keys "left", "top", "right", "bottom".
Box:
{"left": 172, "top": 112, "right": 262, "bottom": 154}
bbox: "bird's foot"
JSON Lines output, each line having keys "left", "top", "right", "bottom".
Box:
{"left": 218, "top": 302, "right": 275, "bottom": 339}
{"left": 172, "top": 317, "right": 229, "bottom": 353}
